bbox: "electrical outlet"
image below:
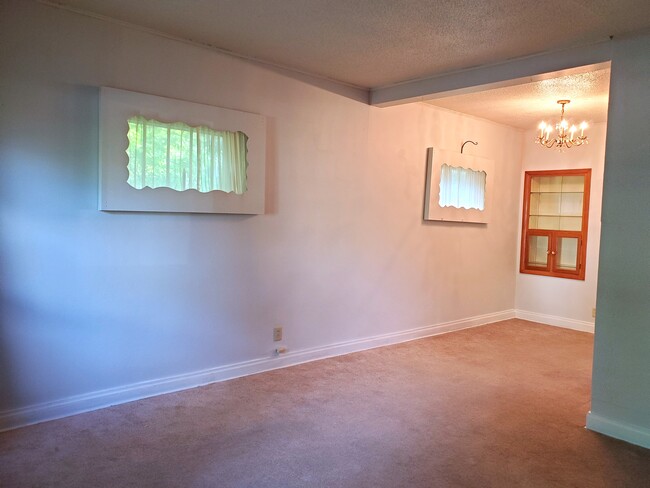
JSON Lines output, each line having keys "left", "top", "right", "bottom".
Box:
{"left": 273, "top": 326, "right": 283, "bottom": 342}
{"left": 592, "top": 308, "right": 596, "bottom": 318}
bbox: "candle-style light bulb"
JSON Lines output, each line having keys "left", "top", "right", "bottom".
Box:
{"left": 580, "top": 121, "right": 588, "bottom": 137}
{"left": 538, "top": 121, "right": 546, "bottom": 139}
{"left": 570, "top": 125, "right": 577, "bottom": 141}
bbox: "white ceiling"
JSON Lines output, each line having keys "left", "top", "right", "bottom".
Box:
{"left": 425, "top": 68, "right": 611, "bottom": 129}
{"left": 49, "top": 0, "right": 650, "bottom": 89}
{"left": 45, "top": 1, "right": 635, "bottom": 129}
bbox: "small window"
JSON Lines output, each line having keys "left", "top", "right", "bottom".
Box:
{"left": 99, "top": 87, "right": 266, "bottom": 214}
{"left": 439, "top": 164, "right": 486, "bottom": 210}
{"left": 126, "top": 116, "right": 249, "bottom": 194}
{"left": 520, "top": 169, "right": 591, "bottom": 280}
{"left": 424, "top": 148, "right": 495, "bottom": 223}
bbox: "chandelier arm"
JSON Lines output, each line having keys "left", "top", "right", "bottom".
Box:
{"left": 541, "top": 138, "right": 556, "bottom": 148}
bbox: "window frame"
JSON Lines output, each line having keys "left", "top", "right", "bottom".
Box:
{"left": 424, "top": 147, "right": 495, "bottom": 223}
{"left": 519, "top": 168, "right": 591, "bottom": 280}
{"left": 99, "top": 87, "right": 266, "bottom": 214}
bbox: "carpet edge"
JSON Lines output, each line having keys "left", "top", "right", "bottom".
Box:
{"left": 515, "top": 310, "right": 594, "bottom": 333}
{"left": 0, "top": 309, "right": 515, "bottom": 432}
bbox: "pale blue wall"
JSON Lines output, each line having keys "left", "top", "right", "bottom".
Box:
{"left": 590, "top": 33, "right": 650, "bottom": 436}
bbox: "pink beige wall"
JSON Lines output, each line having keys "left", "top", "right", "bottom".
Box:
{"left": 515, "top": 123, "right": 607, "bottom": 329}
{"left": 0, "top": 2, "right": 522, "bottom": 426}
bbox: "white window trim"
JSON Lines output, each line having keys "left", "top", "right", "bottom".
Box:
{"left": 424, "top": 147, "right": 495, "bottom": 223}
{"left": 99, "top": 87, "right": 266, "bottom": 214}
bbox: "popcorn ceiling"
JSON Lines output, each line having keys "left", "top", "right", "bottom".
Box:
{"left": 50, "top": 0, "right": 649, "bottom": 88}
{"left": 425, "top": 69, "right": 611, "bottom": 129}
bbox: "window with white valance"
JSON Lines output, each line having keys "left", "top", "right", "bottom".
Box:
{"left": 438, "top": 164, "right": 486, "bottom": 210}
{"left": 423, "top": 148, "right": 494, "bottom": 223}
{"left": 126, "top": 116, "right": 249, "bottom": 194}
{"left": 99, "top": 87, "right": 266, "bottom": 214}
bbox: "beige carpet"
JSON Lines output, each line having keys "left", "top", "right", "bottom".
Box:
{"left": 1, "top": 319, "right": 649, "bottom": 487}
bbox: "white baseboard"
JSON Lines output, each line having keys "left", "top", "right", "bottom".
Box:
{"left": 586, "top": 411, "right": 650, "bottom": 449}
{"left": 0, "top": 309, "right": 515, "bottom": 432}
{"left": 515, "top": 310, "right": 594, "bottom": 333}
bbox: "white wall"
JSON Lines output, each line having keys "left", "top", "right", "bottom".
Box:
{"left": 515, "top": 123, "right": 607, "bottom": 329}
{"left": 0, "top": 2, "right": 522, "bottom": 425}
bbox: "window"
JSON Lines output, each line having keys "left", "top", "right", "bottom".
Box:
{"left": 520, "top": 169, "right": 591, "bottom": 280}
{"left": 439, "top": 164, "right": 486, "bottom": 210}
{"left": 99, "top": 87, "right": 266, "bottom": 214}
{"left": 424, "top": 148, "right": 495, "bottom": 223}
{"left": 126, "top": 116, "right": 249, "bottom": 194}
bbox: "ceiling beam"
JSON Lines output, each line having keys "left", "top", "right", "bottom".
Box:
{"left": 370, "top": 41, "right": 613, "bottom": 107}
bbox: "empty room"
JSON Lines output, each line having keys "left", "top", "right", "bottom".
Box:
{"left": 1, "top": 1, "right": 649, "bottom": 486}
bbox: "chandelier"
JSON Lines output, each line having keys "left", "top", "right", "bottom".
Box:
{"left": 536, "top": 100, "right": 588, "bottom": 149}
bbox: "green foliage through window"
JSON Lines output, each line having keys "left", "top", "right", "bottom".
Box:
{"left": 126, "top": 116, "right": 249, "bottom": 194}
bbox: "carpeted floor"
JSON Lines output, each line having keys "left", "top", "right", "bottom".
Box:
{"left": 1, "top": 319, "right": 649, "bottom": 487}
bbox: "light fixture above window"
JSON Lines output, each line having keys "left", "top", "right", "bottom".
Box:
{"left": 536, "top": 100, "right": 588, "bottom": 149}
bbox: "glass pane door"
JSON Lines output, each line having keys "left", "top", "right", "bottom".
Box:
{"left": 526, "top": 235, "right": 549, "bottom": 269}
{"left": 554, "top": 236, "right": 580, "bottom": 273}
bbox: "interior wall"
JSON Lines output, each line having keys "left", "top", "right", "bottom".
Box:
{"left": 515, "top": 123, "right": 607, "bottom": 326}
{"left": 588, "top": 33, "right": 650, "bottom": 447}
{"left": 0, "top": 2, "right": 522, "bottom": 417}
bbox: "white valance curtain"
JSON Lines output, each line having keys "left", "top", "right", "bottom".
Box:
{"left": 126, "top": 116, "right": 249, "bottom": 194}
{"left": 439, "top": 163, "right": 486, "bottom": 210}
